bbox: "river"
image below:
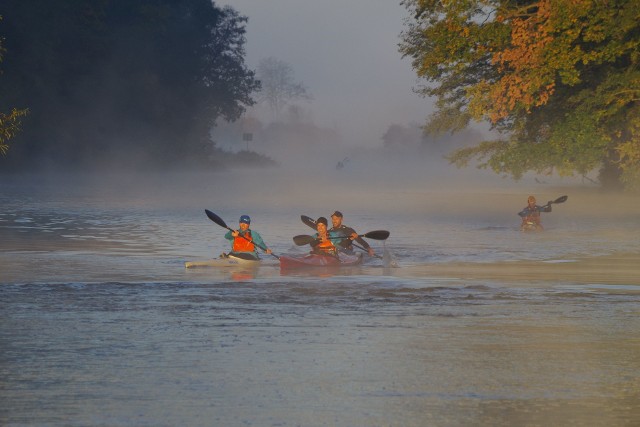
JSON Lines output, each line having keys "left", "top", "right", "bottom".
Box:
{"left": 1, "top": 170, "right": 639, "bottom": 426}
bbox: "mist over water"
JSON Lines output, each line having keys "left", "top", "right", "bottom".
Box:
{"left": 2, "top": 150, "right": 639, "bottom": 282}
{"left": 2, "top": 154, "right": 640, "bottom": 426}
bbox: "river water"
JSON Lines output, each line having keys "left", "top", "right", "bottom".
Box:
{"left": 1, "top": 171, "right": 639, "bottom": 426}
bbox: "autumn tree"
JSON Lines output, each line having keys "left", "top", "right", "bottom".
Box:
{"left": 400, "top": 0, "right": 640, "bottom": 191}
{"left": 256, "top": 57, "right": 311, "bottom": 119}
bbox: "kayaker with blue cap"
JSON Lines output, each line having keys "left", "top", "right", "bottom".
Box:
{"left": 223, "top": 215, "right": 271, "bottom": 259}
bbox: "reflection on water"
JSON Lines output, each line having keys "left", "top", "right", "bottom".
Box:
{"left": 1, "top": 173, "right": 640, "bottom": 426}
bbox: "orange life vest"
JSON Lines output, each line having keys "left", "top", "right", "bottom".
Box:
{"left": 232, "top": 231, "right": 255, "bottom": 252}
{"left": 315, "top": 236, "right": 336, "bottom": 255}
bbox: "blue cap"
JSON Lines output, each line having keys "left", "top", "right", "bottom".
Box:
{"left": 239, "top": 215, "right": 251, "bottom": 224}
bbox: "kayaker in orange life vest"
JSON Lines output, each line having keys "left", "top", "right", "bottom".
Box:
{"left": 310, "top": 217, "right": 338, "bottom": 256}
{"left": 223, "top": 215, "right": 272, "bottom": 259}
{"left": 518, "top": 195, "right": 552, "bottom": 231}
{"left": 330, "top": 211, "right": 374, "bottom": 256}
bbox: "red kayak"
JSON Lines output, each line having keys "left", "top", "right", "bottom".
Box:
{"left": 280, "top": 252, "right": 363, "bottom": 269}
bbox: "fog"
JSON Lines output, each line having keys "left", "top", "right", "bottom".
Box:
{"left": 218, "top": 0, "right": 430, "bottom": 148}
{"left": 14, "top": 150, "right": 626, "bottom": 222}
{"left": 210, "top": 0, "right": 540, "bottom": 201}
{"left": 4, "top": 0, "right": 635, "bottom": 220}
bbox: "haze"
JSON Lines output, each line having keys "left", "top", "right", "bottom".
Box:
{"left": 59, "top": 0, "right": 605, "bottom": 213}
{"left": 218, "top": 0, "right": 429, "bottom": 147}
{"left": 212, "top": 0, "right": 514, "bottom": 189}
{"left": 2, "top": 0, "right": 620, "bottom": 209}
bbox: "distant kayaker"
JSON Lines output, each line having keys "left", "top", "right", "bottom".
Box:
{"left": 223, "top": 215, "right": 272, "bottom": 259}
{"left": 330, "top": 211, "right": 375, "bottom": 256}
{"left": 518, "top": 196, "right": 552, "bottom": 231}
{"left": 310, "top": 217, "right": 338, "bottom": 256}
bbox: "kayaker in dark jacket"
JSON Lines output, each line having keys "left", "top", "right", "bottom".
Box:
{"left": 518, "top": 196, "right": 552, "bottom": 231}
{"left": 223, "top": 215, "right": 271, "bottom": 259}
{"left": 330, "top": 211, "right": 374, "bottom": 256}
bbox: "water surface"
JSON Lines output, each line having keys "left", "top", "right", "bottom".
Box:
{"left": 1, "top": 172, "right": 639, "bottom": 426}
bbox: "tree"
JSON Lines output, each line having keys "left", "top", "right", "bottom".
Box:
{"left": 0, "top": 0, "right": 260, "bottom": 170}
{"left": 0, "top": 15, "right": 28, "bottom": 157}
{"left": 400, "top": 0, "right": 640, "bottom": 191}
{"left": 0, "top": 108, "right": 28, "bottom": 156}
{"left": 256, "top": 57, "right": 311, "bottom": 119}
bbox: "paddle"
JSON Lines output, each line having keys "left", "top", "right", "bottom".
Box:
{"left": 301, "top": 214, "right": 317, "bottom": 229}
{"left": 293, "top": 230, "right": 389, "bottom": 245}
{"left": 293, "top": 234, "right": 319, "bottom": 246}
{"left": 300, "top": 215, "right": 399, "bottom": 266}
{"left": 541, "top": 195, "right": 568, "bottom": 210}
{"left": 300, "top": 214, "right": 389, "bottom": 258}
{"left": 350, "top": 241, "right": 385, "bottom": 260}
{"left": 354, "top": 230, "right": 390, "bottom": 240}
{"left": 300, "top": 215, "right": 389, "bottom": 240}
{"left": 205, "top": 209, "right": 279, "bottom": 259}
{"left": 293, "top": 234, "right": 390, "bottom": 261}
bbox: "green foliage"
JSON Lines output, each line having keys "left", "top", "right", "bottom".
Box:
{"left": 0, "top": 0, "right": 260, "bottom": 170}
{"left": 0, "top": 15, "right": 28, "bottom": 157}
{"left": 401, "top": 0, "right": 640, "bottom": 190}
{"left": 0, "top": 108, "right": 29, "bottom": 155}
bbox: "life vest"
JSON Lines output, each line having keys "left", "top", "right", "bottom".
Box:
{"left": 522, "top": 210, "right": 541, "bottom": 225}
{"left": 232, "top": 231, "right": 255, "bottom": 252}
{"left": 314, "top": 235, "right": 337, "bottom": 256}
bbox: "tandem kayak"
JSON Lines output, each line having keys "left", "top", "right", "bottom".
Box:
{"left": 185, "top": 254, "right": 261, "bottom": 269}
{"left": 279, "top": 252, "right": 363, "bottom": 269}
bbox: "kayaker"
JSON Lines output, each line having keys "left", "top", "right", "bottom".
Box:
{"left": 518, "top": 196, "right": 552, "bottom": 231}
{"left": 310, "top": 217, "right": 338, "bottom": 256}
{"left": 223, "top": 215, "right": 272, "bottom": 259}
{"left": 330, "top": 211, "right": 375, "bottom": 256}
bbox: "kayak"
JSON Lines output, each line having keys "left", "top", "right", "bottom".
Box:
{"left": 521, "top": 221, "right": 542, "bottom": 232}
{"left": 185, "top": 254, "right": 261, "bottom": 269}
{"left": 279, "top": 252, "right": 363, "bottom": 269}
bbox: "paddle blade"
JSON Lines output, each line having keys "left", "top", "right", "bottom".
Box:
{"left": 205, "top": 209, "right": 228, "bottom": 229}
{"left": 301, "top": 215, "right": 317, "bottom": 229}
{"left": 553, "top": 195, "right": 568, "bottom": 204}
{"left": 362, "top": 230, "right": 390, "bottom": 240}
{"left": 293, "top": 234, "right": 316, "bottom": 246}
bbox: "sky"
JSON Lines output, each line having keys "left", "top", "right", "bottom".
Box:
{"left": 218, "top": 0, "right": 433, "bottom": 147}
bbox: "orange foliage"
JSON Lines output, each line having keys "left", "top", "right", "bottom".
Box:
{"left": 489, "top": 0, "right": 556, "bottom": 122}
